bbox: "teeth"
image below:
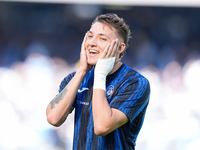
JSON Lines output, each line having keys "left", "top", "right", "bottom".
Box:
{"left": 89, "top": 50, "right": 98, "bottom": 53}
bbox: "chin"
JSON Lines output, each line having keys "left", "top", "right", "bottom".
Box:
{"left": 87, "top": 59, "right": 97, "bottom": 66}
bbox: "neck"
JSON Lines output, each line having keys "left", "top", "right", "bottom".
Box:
{"left": 108, "top": 59, "right": 122, "bottom": 75}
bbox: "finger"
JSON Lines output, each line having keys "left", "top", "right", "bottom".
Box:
{"left": 81, "top": 33, "right": 88, "bottom": 52}
{"left": 106, "top": 40, "right": 116, "bottom": 58}
{"left": 80, "top": 33, "right": 88, "bottom": 63}
{"left": 100, "top": 44, "right": 110, "bottom": 59}
{"left": 110, "top": 39, "right": 120, "bottom": 57}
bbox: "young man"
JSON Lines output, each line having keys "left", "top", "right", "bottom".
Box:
{"left": 46, "top": 13, "right": 150, "bottom": 150}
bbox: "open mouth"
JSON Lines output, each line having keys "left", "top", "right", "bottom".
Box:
{"left": 89, "top": 49, "right": 99, "bottom": 56}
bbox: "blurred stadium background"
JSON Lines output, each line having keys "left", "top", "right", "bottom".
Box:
{"left": 0, "top": 1, "right": 200, "bottom": 150}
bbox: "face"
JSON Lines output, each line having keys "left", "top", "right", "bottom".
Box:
{"left": 85, "top": 22, "right": 120, "bottom": 65}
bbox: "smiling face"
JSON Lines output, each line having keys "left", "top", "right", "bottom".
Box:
{"left": 85, "top": 22, "right": 120, "bottom": 65}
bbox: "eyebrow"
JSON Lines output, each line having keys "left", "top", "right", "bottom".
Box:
{"left": 87, "top": 30, "right": 111, "bottom": 40}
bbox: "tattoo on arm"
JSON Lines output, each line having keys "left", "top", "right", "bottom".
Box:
{"left": 50, "top": 87, "right": 68, "bottom": 109}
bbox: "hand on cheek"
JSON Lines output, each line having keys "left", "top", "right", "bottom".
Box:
{"left": 94, "top": 39, "right": 121, "bottom": 90}
{"left": 79, "top": 33, "right": 92, "bottom": 72}
{"left": 99, "top": 39, "right": 121, "bottom": 59}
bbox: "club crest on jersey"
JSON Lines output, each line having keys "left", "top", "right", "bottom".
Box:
{"left": 106, "top": 85, "right": 114, "bottom": 98}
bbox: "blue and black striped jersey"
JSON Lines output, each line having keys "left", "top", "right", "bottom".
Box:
{"left": 59, "top": 64, "right": 150, "bottom": 150}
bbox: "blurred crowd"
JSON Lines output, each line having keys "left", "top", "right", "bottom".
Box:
{"left": 0, "top": 2, "right": 200, "bottom": 150}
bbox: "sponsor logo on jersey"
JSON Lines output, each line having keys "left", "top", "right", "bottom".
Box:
{"left": 78, "top": 87, "right": 89, "bottom": 93}
{"left": 106, "top": 85, "right": 114, "bottom": 98}
{"left": 77, "top": 100, "right": 89, "bottom": 105}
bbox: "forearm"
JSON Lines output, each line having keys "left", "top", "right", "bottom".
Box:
{"left": 92, "top": 89, "right": 113, "bottom": 126}
{"left": 46, "top": 70, "right": 87, "bottom": 126}
{"left": 92, "top": 89, "right": 129, "bottom": 136}
{"left": 92, "top": 89, "right": 119, "bottom": 136}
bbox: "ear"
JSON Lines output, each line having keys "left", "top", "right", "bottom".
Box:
{"left": 117, "top": 43, "right": 126, "bottom": 55}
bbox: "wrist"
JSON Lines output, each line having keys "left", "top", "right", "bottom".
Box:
{"left": 93, "top": 73, "right": 106, "bottom": 91}
{"left": 93, "top": 57, "right": 115, "bottom": 91}
{"left": 76, "top": 69, "right": 88, "bottom": 78}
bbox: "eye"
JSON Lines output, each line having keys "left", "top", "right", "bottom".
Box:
{"left": 87, "top": 34, "right": 93, "bottom": 38}
{"left": 100, "top": 37, "right": 107, "bottom": 41}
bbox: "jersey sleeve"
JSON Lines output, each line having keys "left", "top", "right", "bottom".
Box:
{"left": 110, "top": 76, "right": 150, "bottom": 122}
{"left": 58, "top": 72, "right": 76, "bottom": 93}
{"left": 58, "top": 72, "right": 76, "bottom": 110}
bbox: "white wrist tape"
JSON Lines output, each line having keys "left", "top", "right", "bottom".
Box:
{"left": 93, "top": 57, "right": 115, "bottom": 90}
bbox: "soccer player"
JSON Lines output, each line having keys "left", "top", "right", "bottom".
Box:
{"left": 46, "top": 13, "right": 150, "bottom": 150}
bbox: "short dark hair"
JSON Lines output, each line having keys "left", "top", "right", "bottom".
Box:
{"left": 92, "top": 13, "right": 131, "bottom": 58}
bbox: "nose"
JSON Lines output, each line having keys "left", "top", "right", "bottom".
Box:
{"left": 87, "top": 37, "right": 97, "bottom": 47}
